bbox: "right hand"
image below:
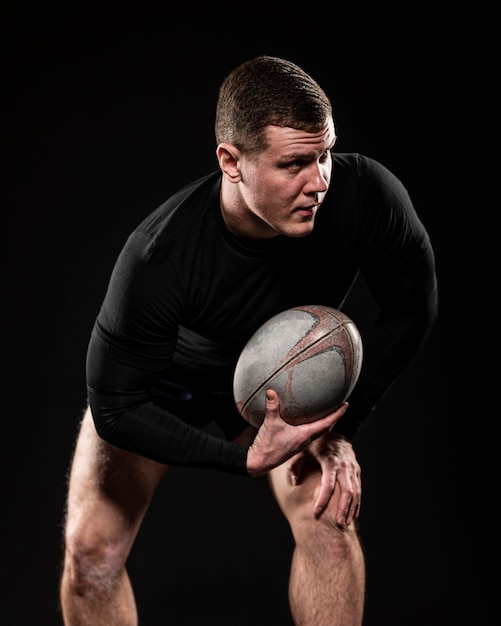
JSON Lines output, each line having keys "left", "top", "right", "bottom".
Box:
{"left": 246, "top": 389, "right": 348, "bottom": 477}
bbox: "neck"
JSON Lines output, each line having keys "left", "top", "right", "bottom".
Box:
{"left": 219, "top": 178, "right": 278, "bottom": 241}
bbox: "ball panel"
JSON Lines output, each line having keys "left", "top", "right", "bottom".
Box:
{"left": 243, "top": 345, "right": 349, "bottom": 426}
{"left": 341, "top": 321, "right": 363, "bottom": 401}
{"left": 233, "top": 306, "right": 345, "bottom": 403}
{"left": 233, "top": 304, "right": 363, "bottom": 427}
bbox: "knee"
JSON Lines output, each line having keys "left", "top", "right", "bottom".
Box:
{"left": 302, "top": 509, "right": 359, "bottom": 552}
{"left": 290, "top": 504, "right": 361, "bottom": 569}
{"left": 269, "top": 462, "right": 359, "bottom": 554}
{"left": 63, "top": 520, "right": 129, "bottom": 596}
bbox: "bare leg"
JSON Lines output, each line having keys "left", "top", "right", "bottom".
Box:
{"left": 60, "top": 408, "right": 169, "bottom": 626}
{"left": 268, "top": 455, "right": 365, "bottom": 626}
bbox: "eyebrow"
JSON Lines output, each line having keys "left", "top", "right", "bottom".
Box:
{"left": 280, "top": 142, "right": 337, "bottom": 161}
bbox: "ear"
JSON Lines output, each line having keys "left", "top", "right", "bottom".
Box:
{"left": 216, "top": 143, "right": 242, "bottom": 182}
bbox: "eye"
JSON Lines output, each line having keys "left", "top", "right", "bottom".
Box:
{"left": 283, "top": 158, "right": 305, "bottom": 170}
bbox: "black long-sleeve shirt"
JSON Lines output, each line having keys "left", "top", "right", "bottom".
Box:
{"left": 86, "top": 153, "right": 438, "bottom": 474}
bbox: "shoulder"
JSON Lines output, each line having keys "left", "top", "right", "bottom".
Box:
{"left": 332, "top": 153, "right": 406, "bottom": 192}
{"left": 332, "top": 153, "right": 418, "bottom": 221}
{"left": 331, "top": 152, "right": 431, "bottom": 249}
{"left": 116, "top": 171, "right": 221, "bottom": 268}
{"left": 137, "top": 171, "right": 221, "bottom": 238}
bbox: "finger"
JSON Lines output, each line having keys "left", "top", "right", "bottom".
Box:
{"left": 349, "top": 482, "right": 362, "bottom": 523}
{"left": 354, "top": 497, "right": 361, "bottom": 520}
{"left": 336, "top": 475, "right": 361, "bottom": 526}
{"left": 289, "top": 455, "right": 306, "bottom": 486}
{"left": 346, "top": 470, "right": 362, "bottom": 523}
{"left": 302, "top": 402, "right": 349, "bottom": 435}
{"left": 328, "top": 401, "right": 349, "bottom": 424}
{"left": 336, "top": 492, "right": 352, "bottom": 527}
{"left": 314, "top": 473, "right": 336, "bottom": 518}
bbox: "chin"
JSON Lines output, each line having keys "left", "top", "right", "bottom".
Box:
{"left": 284, "top": 220, "right": 316, "bottom": 238}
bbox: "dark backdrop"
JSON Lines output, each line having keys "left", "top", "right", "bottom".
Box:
{"left": 3, "top": 6, "right": 497, "bottom": 625}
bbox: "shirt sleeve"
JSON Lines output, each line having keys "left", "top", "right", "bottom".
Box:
{"left": 86, "top": 230, "right": 249, "bottom": 475}
{"left": 334, "top": 156, "right": 439, "bottom": 440}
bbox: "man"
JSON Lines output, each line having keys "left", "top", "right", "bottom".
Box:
{"left": 60, "top": 55, "right": 438, "bottom": 625}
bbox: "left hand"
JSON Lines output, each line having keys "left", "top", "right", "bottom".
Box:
{"left": 290, "top": 432, "right": 361, "bottom": 525}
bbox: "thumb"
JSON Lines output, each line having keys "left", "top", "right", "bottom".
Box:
{"left": 265, "top": 389, "right": 280, "bottom": 412}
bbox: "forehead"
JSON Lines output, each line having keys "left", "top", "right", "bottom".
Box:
{"left": 264, "top": 117, "right": 336, "bottom": 153}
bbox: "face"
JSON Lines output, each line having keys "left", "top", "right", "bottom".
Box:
{"left": 228, "top": 118, "right": 336, "bottom": 239}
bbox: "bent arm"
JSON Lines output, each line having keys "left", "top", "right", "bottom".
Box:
{"left": 335, "top": 159, "right": 439, "bottom": 440}
{"left": 85, "top": 232, "right": 250, "bottom": 475}
{"left": 86, "top": 325, "right": 249, "bottom": 474}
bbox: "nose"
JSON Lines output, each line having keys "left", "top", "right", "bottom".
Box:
{"left": 304, "top": 162, "right": 329, "bottom": 198}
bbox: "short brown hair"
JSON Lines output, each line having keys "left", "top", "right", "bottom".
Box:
{"left": 215, "top": 55, "right": 332, "bottom": 155}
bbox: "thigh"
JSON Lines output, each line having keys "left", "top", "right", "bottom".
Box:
{"left": 267, "top": 452, "right": 342, "bottom": 532}
{"left": 63, "top": 407, "right": 170, "bottom": 552}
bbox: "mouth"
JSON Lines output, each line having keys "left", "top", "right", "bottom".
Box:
{"left": 294, "top": 204, "right": 318, "bottom": 218}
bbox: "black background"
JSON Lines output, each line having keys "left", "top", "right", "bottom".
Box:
{"left": 3, "top": 5, "right": 498, "bottom": 625}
